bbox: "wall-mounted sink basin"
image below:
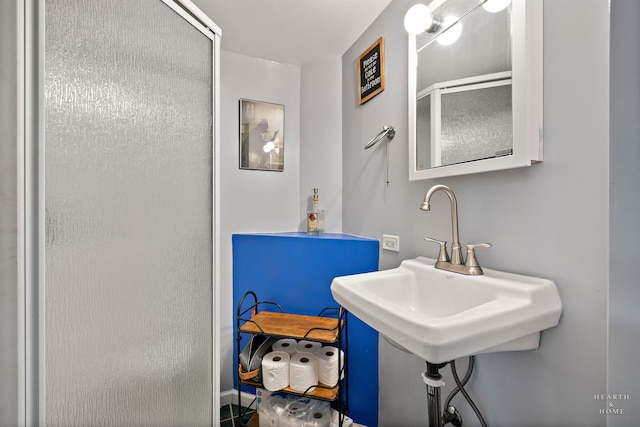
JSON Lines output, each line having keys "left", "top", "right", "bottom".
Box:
{"left": 330, "top": 257, "right": 562, "bottom": 363}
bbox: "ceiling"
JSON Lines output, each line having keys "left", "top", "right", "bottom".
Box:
{"left": 195, "top": 0, "right": 394, "bottom": 65}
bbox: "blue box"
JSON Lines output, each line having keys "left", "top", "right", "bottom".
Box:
{"left": 233, "top": 232, "right": 379, "bottom": 427}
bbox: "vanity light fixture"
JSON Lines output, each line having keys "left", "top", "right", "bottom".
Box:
{"left": 482, "top": 0, "right": 511, "bottom": 13}
{"left": 436, "top": 16, "right": 462, "bottom": 45}
{"left": 404, "top": 4, "right": 441, "bottom": 35}
{"left": 404, "top": 4, "right": 461, "bottom": 45}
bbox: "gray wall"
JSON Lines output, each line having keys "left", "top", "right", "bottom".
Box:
{"left": 609, "top": 1, "right": 640, "bottom": 426}
{"left": 0, "top": 0, "right": 19, "bottom": 425}
{"left": 342, "top": 0, "right": 611, "bottom": 425}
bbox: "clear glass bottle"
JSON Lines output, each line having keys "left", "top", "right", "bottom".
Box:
{"left": 307, "top": 188, "right": 325, "bottom": 234}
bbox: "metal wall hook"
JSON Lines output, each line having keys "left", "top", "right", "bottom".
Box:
{"left": 364, "top": 125, "right": 396, "bottom": 149}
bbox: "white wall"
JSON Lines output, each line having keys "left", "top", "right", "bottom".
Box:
{"left": 609, "top": 1, "right": 640, "bottom": 425}
{"left": 300, "top": 58, "right": 343, "bottom": 233}
{"left": 342, "top": 0, "right": 611, "bottom": 425}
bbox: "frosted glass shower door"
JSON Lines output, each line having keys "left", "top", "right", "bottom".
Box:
{"left": 43, "top": 0, "right": 216, "bottom": 425}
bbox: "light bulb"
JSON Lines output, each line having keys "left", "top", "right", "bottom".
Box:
{"left": 404, "top": 4, "right": 433, "bottom": 35}
{"left": 436, "top": 16, "right": 462, "bottom": 46}
{"left": 483, "top": 0, "right": 511, "bottom": 13}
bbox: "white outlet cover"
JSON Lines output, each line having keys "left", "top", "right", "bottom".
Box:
{"left": 382, "top": 234, "right": 400, "bottom": 252}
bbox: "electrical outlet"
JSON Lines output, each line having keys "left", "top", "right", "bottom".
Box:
{"left": 382, "top": 234, "right": 400, "bottom": 252}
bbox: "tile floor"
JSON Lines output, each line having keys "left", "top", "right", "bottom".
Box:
{"left": 220, "top": 403, "right": 255, "bottom": 427}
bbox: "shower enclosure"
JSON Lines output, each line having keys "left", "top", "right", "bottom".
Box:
{"left": 19, "top": 0, "right": 220, "bottom": 425}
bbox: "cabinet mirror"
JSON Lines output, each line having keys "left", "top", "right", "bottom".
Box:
{"left": 407, "top": 0, "right": 543, "bottom": 180}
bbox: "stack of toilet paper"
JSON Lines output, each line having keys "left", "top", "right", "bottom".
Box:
{"left": 297, "top": 340, "right": 323, "bottom": 354}
{"left": 272, "top": 338, "right": 298, "bottom": 356}
{"left": 261, "top": 338, "right": 344, "bottom": 392}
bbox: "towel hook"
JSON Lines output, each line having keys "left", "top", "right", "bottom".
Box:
{"left": 365, "top": 125, "right": 396, "bottom": 150}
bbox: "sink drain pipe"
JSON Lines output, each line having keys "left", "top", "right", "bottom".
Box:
{"left": 422, "top": 358, "right": 486, "bottom": 427}
{"left": 422, "top": 362, "right": 449, "bottom": 427}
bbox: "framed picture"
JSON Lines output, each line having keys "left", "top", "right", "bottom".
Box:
{"left": 239, "top": 99, "right": 285, "bottom": 171}
{"left": 358, "top": 37, "right": 385, "bottom": 104}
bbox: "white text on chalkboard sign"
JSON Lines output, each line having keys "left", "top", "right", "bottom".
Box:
{"left": 358, "top": 38, "right": 385, "bottom": 105}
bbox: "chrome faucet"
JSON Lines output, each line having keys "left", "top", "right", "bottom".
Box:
{"left": 420, "top": 185, "right": 491, "bottom": 275}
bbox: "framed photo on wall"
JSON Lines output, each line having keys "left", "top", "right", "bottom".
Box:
{"left": 239, "top": 99, "right": 285, "bottom": 171}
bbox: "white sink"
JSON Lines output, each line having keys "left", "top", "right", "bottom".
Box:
{"left": 330, "top": 257, "right": 562, "bottom": 363}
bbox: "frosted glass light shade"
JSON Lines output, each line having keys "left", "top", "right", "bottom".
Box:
{"left": 404, "top": 4, "right": 433, "bottom": 35}
{"left": 436, "top": 16, "right": 462, "bottom": 46}
{"left": 483, "top": 0, "right": 511, "bottom": 13}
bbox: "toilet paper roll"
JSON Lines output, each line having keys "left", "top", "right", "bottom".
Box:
{"left": 317, "top": 346, "right": 344, "bottom": 387}
{"left": 258, "top": 395, "right": 287, "bottom": 427}
{"left": 280, "top": 400, "right": 311, "bottom": 427}
{"left": 297, "top": 340, "right": 322, "bottom": 354}
{"left": 289, "top": 352, "right": 319, "bottom": 393}
{"left": 268, "top": 395, "right": 288, "bottom": 418}
{"left": 261, "top": 351, "right": 290, "bottom": 391}
{"left": 304, "top": 407, "right": 331, "bottom": 427}
{"left": 272, "top": 338, "right": 298, "bottom": 356}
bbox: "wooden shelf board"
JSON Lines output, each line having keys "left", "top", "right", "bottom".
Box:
{"left": 238, "top": 311, "right": 342, "bottom": 343}
{"left": 240, "top": 379, "right": 340, "bottom": 401}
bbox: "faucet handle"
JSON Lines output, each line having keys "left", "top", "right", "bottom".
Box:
{"left": 465, "top": 243, "right": 492, "bottom": 269}
{"left": 424, "top": 237, "right": 450, "bottom": 263}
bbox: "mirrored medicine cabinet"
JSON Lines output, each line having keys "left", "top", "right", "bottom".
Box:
{"left": 407, "top": 0, "right": 543, "bottom": 180}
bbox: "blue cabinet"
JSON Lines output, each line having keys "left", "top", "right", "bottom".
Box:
{"left": 233, "top": 232, "right": 379, "bottom": 427}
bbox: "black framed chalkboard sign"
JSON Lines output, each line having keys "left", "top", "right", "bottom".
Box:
{"left": 358, "top": 37, "right": 385, "bottom": 105}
